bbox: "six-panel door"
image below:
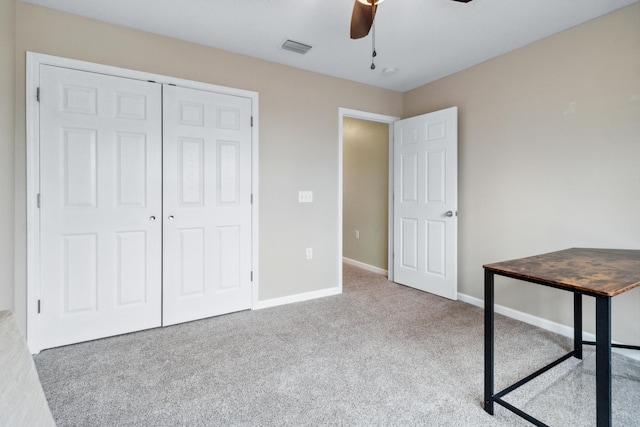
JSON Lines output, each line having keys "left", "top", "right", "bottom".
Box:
{"left": 393, "top": 107, "right": 458, "bottom": 300}
{"left": 162, "top": 85, "right": 253, "bottom": 326}
{"left": 39, "top": 65, "right": 163, "bottom": 349}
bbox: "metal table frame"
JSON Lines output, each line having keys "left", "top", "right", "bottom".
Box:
{"left": 484, "top": 251, "right": 640, "bottom": 427}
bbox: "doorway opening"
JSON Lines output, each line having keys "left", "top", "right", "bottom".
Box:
{"left": 339, "top": 107, "right": 459, "bottom": 300}
{"left": 343, "top": 118, "right": 390, "bottom": 274}
{"left": 338, "top": 108, "right": 398, "bottom": 290}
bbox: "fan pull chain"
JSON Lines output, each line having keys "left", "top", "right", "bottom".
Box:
{"left": 371, "top": 22, "right": 377, "bottom": 70}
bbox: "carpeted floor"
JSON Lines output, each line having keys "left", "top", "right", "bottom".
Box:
{"left": 34, "top": 264, "right": 640, "bottom": 426}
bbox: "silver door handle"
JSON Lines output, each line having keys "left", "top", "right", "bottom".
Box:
{"left": 149, "top": 216, "right": 156, "bottom": 221}
{"left": 168, "top": 215, "right": 175, "bottom": 220}
{"left": 445, "top": 211, "right": 454, "bottom": 217}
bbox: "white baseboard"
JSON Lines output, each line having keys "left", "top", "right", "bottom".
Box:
{"left": 458, "top": 292, "right": 640, "bottom": 361}
{"left": 342, "top": 257, "right": 388, "bottom": 276}
{"left": 253, "top": 286, "right": 342, "bottom": 310}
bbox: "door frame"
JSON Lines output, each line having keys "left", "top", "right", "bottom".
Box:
{"left": 25, "top": 52, "right": 260, "bottom": 353}
{"left": 338, "top": 108, "right": 399, "bottom": 288}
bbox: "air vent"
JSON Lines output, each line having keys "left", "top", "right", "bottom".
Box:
{"left": 282, "top": 40, "right": 312, "bottom": 55}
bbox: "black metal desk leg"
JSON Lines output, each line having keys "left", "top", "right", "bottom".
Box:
{"left": 484, "top": 269, "right": 495, "bottom": 415}
{"left": 574, "top": 293, "right": 582, "bottom": 360}
{"left": 595, "top": 296, "right": 612, "bottom": 427}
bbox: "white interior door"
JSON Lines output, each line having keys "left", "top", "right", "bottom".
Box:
{"left": 39, "top": 65, "right": 162, "bottom": 349}
{"left": 162, "top": 85, "right": 253, "bottom": 326}
{"left": 393, "top": 107, "right": 458, "bottom": 300}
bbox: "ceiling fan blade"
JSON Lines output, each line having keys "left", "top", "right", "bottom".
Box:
{"left": 350, "top": 0, "right": 377, "bottom": 40}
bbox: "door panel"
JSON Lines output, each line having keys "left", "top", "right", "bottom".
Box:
{"left": 63, "top": 233, "right": 97, "bottom": 313}
{"left": 393, "top": 107, "right": 458, "bottom": 300}
{"left": 39, "top": 65, "right": 162, "bottom": 349}
{"left": 116, "top": 133, "right": 148, "bottom": 206}
{"left": 116, "top": 231, "right": 148, "bottom": 304}
{"left": 180, "top": 227, "right": 206, "bottom": 296}
{"left": 163, "top": 85, "right": 252, "bottom": 326}
{"left": 401, "top": 218, "right": 418, "bottom": 270}
{"left": 401, "top": 153, "right": 418, "bottom": 202}
{"left": 178, "top": 137, "right": 205, "bottom": 205}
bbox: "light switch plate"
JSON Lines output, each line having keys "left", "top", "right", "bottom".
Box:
{"left": 298, "top": 191, "right": 313, "bottom": 203}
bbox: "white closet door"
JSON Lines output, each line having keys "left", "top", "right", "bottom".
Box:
{"left": 39, "top": 65, "right": 162, "bottom": 349}
{"left": 162, "top": 85, "right": 253, "bottom": 326}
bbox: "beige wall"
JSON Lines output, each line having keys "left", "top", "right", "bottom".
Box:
{"left": 11, "top": 2, "right": 404, "bottom": 333}
{"left": 405, "top": 3, "right": 640, "bottom": 343}
{"left": 343, "top": 118, "right": 389, "bottom": 270}
{"left": 0, "top": 0, "right": 15, "bottom": 313}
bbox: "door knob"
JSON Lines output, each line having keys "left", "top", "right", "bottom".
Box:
{"left": 149, "top": 216, "right": 156, "bottom": 221}
{"left": 168, "top": 215, "right": 175, "bottom": 220}
{"left": 445, "top": 211, "right": 454, "bottom": 217}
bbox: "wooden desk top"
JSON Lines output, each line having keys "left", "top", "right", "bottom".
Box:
{"left": 484, "top": 248, "right": 640, "bottom": 297}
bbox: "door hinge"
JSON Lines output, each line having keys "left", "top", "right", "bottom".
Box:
{"left": 250, "top": 271, "right": 253, "bottom": 282}
{"left": 250, "top": 116, "right": 253, "bottom": 127}
{"left": 250, "top": 194, "right": 253, "bottom": 204}
{"left": 36, "top": 87, "right": 40, "bottom": 102}
{"left": 37, "top": 299, "right": 41, "bottom": 314}
{"left": 37, "top": 193, "right": 41, "bottom": 208}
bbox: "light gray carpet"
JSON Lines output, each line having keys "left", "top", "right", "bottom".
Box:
{"left": 34, "top": 264, "right": 640, "bottom": 426}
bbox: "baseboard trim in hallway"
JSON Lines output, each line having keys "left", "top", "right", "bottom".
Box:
{"left": 342, "top": 257, "right": 387, "bottom": 276}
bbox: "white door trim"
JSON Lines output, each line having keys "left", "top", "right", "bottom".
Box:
{"left": 25, "top": 52, "right": 260, "bottom": 353}
{"left": 338, "top": 108, "right": 399, "bottom": 288}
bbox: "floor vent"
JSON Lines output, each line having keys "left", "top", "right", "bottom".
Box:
{"left": 281, "top": 40, "right": 312, "bottom": 55}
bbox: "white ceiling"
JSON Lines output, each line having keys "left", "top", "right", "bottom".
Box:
{"left": 21, "top": 0, "right": 639, "bottom": 92}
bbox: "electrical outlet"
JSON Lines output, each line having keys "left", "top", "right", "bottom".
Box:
{"left": 355, "top": 230, "right": 360, "bottom": 240}
{"left": 298, "top": 191, "right": 313, "bottom": 203}
{"left": 306, "top": 248, "right": 313, "bottom": 259}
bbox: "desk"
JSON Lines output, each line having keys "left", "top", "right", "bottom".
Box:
{"left": 483, "top": 248, "right": 640, "bottom": 427}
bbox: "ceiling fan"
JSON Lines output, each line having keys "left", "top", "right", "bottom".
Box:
{"left": 350, "top": 0, "right": 474, "bottom": 40}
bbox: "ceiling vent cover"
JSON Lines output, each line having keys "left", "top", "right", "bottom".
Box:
{"left": 282, "top": 40, "right": 312, "bottom": 55}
